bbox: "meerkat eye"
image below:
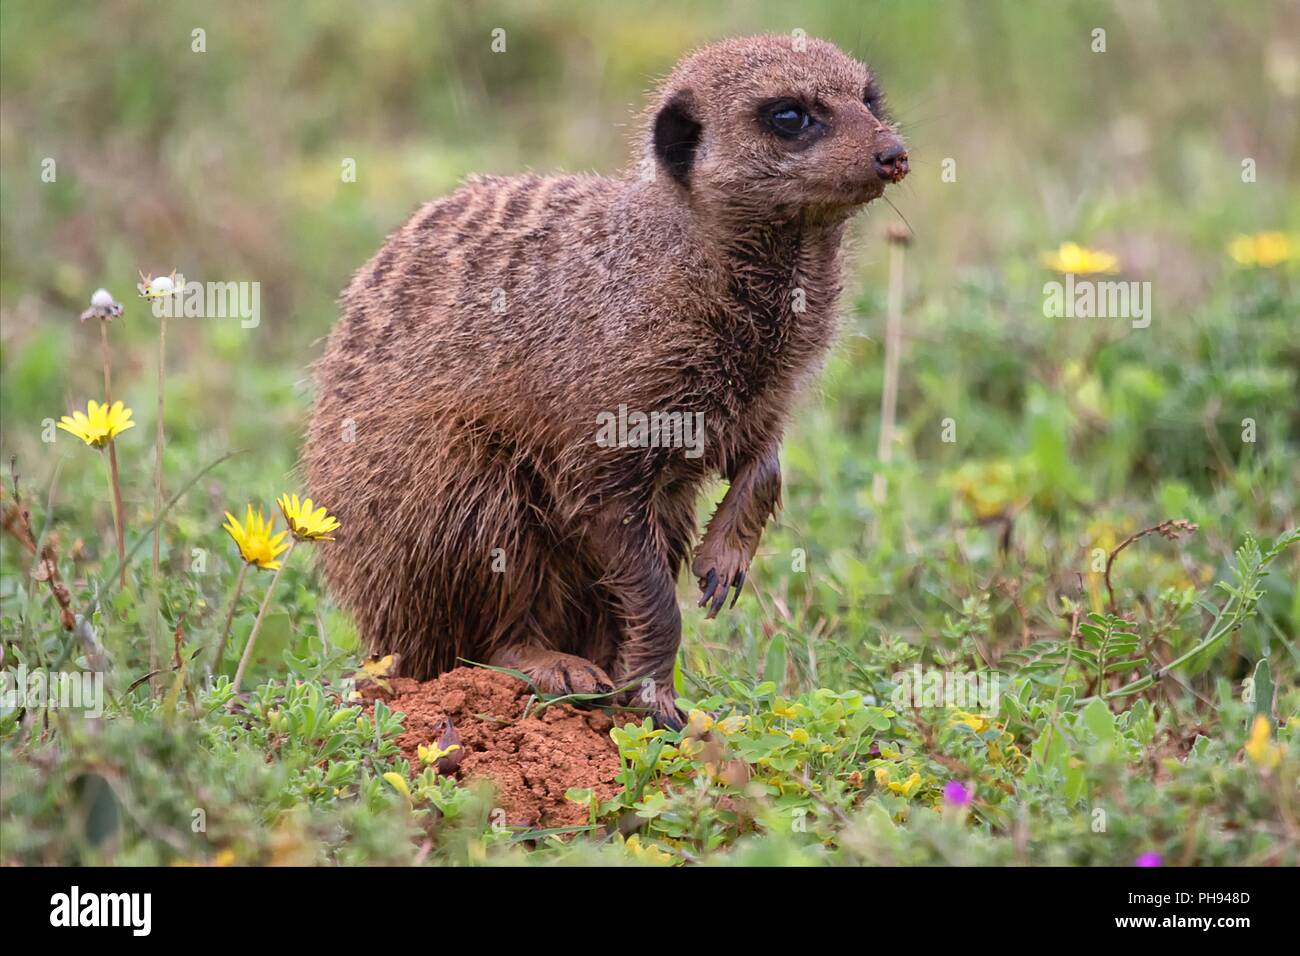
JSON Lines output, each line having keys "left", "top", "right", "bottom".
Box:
{"left": 864, "top": 84, "right": 886, "bottom": 116}
{"left": 765, "top": 102, "right": 814, "bottom": 137}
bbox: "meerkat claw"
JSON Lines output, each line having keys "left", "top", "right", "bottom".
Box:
{"left": 655, "top": 708, "right": 686, "bottom": 732}
{"left": 708, "top": 582, "right": 728, "bottom": 618}
{"left": 698, "top": 566, "right": 745, "bottom": 618}
{"left": 730, "top": 570, "right": 745, "bottom": 608}
{"left": 698, "top": 568, "right": 720, "bottom": 608}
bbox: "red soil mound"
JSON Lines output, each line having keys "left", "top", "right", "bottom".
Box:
{"left": 365, "top": 667, "right": 624, "bottom": 828}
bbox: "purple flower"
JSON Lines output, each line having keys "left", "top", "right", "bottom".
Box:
{"left": 1135, "top": 852, "right": 1162, "bottom": 867}
{"left": 943, "top": 780, "right": 972, "bottom": 806}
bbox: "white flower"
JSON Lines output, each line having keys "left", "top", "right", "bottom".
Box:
{"left": 80, "top": 288, "right": 123, "bottom": 322}
{"left": 137, "top": 270, "right": 182, "bottom": 301}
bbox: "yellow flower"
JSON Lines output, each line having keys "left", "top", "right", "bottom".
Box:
{"left": 716, "top": 715, "right": 748, "bottom": 736}
{"left": 57, "top": 399, "right": 135, "bottom": 449}
{"left": 359, "top": 654, "right": 397, "bottom": 679}
{"left": 137, "top": 270, "right": 180, "bottom": 299}
{"left": 623, "top": 835, "right": 674, "bottom": 865}
{"left": 277, "top": 493, "right": 340, "bottom": 541}
{"left": 949, "top": 711, "right": 991, "bottom": 733}
{"left": 947, "top": 459, "right": 1030, "bottom": 520}
{"left": 417, "top": 741, "right": 462, "bottom": 766}
{"left": 381, "top": 771, "right": 411, "bottom": 801}
{"left": 875, "top": 766, "right": 924, "bottom": 796}
{"left": 685, "top": 709, "right": 714, "bottom": 735}
{"left": 789, "top": 727, "right": 810, "bottom": 745}
{"left": 1041, "top": 241, "right": 1120, "bottom": 274}
{"left": 677, "top": 737, "right": 704, "bottom": 758}
{"left": 1227, "top": 232, "right": 1293, "bottom": 268}
{"left": 1244, "top": 714, "right": 1281, "bottom": 770}
{"left": 223, "top": 505, "right": 290, "bottom": 570}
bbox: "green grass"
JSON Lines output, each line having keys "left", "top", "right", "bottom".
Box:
{"left": 2, "top": 0, "right": 1298, "bottom": 865}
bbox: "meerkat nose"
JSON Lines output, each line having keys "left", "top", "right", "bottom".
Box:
{"left": 873, "top": 139, "right": 910, "bottom": 184}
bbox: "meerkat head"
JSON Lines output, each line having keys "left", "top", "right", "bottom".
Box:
{"left": 645, "top": 34, "right": 908, "bottom": 221}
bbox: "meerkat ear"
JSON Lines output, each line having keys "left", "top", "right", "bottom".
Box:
{"left": 653, "top": 92, "right": 702, "bottom": 187}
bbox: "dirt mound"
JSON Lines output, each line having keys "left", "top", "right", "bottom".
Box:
{"left": 364, "top": 667, "right": 624, "bottom": 828}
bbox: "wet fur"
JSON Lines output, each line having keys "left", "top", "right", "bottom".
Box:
{"left": 304, "top": 35, "right": 905, "bottom": 726}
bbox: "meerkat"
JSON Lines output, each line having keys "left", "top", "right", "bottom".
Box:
{"left": 304, "top": 34, "right": 909, "bottom": 729}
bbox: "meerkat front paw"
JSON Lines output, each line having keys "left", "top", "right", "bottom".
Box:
{"left": 491, "top": 647, "right": 616, "bottom": 699}
{"left": 534, "top": 654, "right": 616, "bottom": 698}
{"left": 691, "top": 544, "right": 750, "bottom": 619}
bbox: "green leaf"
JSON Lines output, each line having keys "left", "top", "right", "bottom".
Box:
{"left": 1250, "top": 659, "right": 1273, "bottom": 722}
{"left": 1104, "top": 659, "right": 1147, "bottom": 673}
{"left": 1081, "top": 698, "right": 1116, "bottom": 743}
{"left": 324, "top": 610, "right": 359, "bottom": 650}
{"left": 764, "top": 633, "right": 787, "bottom": 691}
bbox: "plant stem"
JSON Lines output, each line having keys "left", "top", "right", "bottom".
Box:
{"left": 1038, "top": 641, "right": 1075, "bottom": 765}
{"left": 149, "top": 313, "right": 167, "bottom": 695}
{"left": 107, "top": 444, "right": 127, "bottom": 589}
{"left": 99, "top": 319, "right": 113, "bottom": 399}
{"left": 232, "top": 539, "right": 296, "bottom": 694}
{"left": 212, "top": 561, "right": 249, "bottom": 677}
{"left": 873, "top": 236, "right": 906, "bottom": 504}
{"left": 1103, "top": 518, "right": 1197, "bottom": 613}
{"left": 102, "top": 444, "right": 126, "bottom": 590}
{"left": 99, "top": 321, "right": 127, "bottom": 588}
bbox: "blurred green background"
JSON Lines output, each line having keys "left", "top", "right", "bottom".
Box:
{"left": 3, "top": 0, "right": 1297, "bottom": 609}
{"left": 2, "top": 0, "right": 1298, "bottom": 867}
{"left": 2, "top": 0, "right": 1297, "bottom": 654}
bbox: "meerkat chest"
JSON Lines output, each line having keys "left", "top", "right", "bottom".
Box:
{"left": 709, "top": 249, "right": 839, "bottom": 385}
{"left": 699, "top": 296, "right": 832, "bottom": 409}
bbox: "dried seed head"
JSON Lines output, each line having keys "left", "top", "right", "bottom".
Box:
{"left": 79, "top": 288, "right": 123, "bottom": 322}
{"left": 885, "top": 223, "right": 913, "bottom": 246}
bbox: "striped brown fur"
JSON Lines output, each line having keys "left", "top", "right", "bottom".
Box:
{"left": 304, "top": 35, "right": 908, "bottom": 728}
